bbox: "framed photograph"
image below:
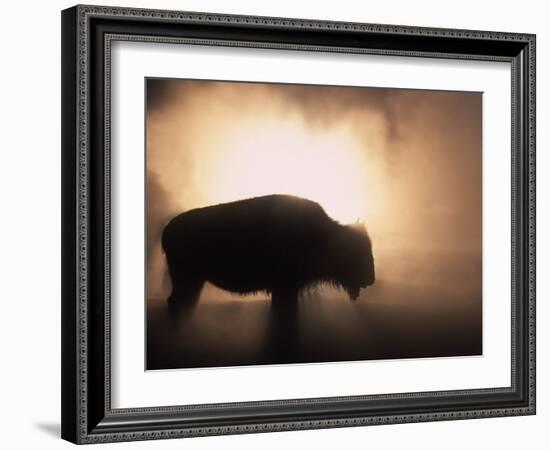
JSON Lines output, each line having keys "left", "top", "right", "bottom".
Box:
{"left": 61, "top": 4, "right": 536, "bottom": 444}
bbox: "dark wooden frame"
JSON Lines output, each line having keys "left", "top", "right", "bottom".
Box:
{"left": 61, "top": 4, "right": 536, "bottom": 444}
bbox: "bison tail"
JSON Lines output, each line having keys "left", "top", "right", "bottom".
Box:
{"left": 160, "top": 250, "right": 171, "bottom": 296}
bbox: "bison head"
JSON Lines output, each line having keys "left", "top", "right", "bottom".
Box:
{"left": 331, "top": 221, "right": 375, "bottom": 300}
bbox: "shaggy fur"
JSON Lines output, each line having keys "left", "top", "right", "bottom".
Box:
{"left": 162, "top": 194, "right": 375, "bottom": 314}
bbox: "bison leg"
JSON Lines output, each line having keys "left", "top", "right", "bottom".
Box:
{"left": 270, "top": 286, "right": 299, "bottom": 312}
{"left": 167, "top": 279, "right": 203, "bottom": 317}
{"left": 267, "top": 286, "right": 300, "bottom": 361}
{"left": 166, "top": 262, "right": 203, "bottom": 316}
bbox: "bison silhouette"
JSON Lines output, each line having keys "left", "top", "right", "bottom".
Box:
{"left": 162, "top": 194, "right": 375, "bottom": 314}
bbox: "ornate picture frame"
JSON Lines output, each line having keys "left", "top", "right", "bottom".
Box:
{"left": 61, "top": 4, "right": 536, "bottom": 444}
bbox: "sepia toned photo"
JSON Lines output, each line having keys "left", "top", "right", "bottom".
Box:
{"left": 145, "top": 78, "right": 482, "bottom": 370}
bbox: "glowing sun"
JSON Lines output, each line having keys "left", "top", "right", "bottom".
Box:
{"left": 206, "top": 120, "right": 369, "bottom": 224}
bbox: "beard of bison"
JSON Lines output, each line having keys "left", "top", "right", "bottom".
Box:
{"left": 161, "top": 194, "right": 375, "bottom": 316}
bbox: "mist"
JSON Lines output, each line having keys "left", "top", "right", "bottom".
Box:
{"left": 145, "top": 78, "right": 482, "bottom": 369}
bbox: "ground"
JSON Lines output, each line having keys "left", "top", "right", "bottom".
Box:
{"left": 147, "top": 251, "right": 481, "bottom": 369}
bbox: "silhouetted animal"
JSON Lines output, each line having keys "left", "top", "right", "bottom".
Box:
{"left": 162, "top": 194, "right": 375, "bottom": 314}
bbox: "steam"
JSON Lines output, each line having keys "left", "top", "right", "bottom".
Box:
{"left": 146, "top": 79, "right": 481, "bottom": 303}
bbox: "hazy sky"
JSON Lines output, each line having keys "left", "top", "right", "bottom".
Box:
{"left": 146, "top": 78, "right": 482, "bottom": 301}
